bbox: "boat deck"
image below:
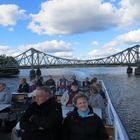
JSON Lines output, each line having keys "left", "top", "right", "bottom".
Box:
{"left": 0, "top": 80, "right": 129, "bottom": 140}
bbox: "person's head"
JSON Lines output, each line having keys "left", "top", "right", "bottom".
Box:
{"left": 39, "top": 76, "right": 44, "bottom": 81}
{"left": 0, "top": 83, "right": 6, "bottom": 92}
{"left": 32, "top": 79, "right": 37, "bottom": 85}
{"left": 48, "top": 75, "right": 52, "bottom": 79}
{"left": 73, "top": 92, "right": 89, "bottom": 112}
{"left": 60, "top": 75, "right": 64, "bottom": 79}
{"left": 71, "top": 83, "right": 79, "bottom": 92}
{"left": 91, "top": 77, "right": 97, "bottom": 84}
{"left": 85, "top": 77, "right": 89, "bottom": 81}
{"left": 34, "top": 86, "right": 53, "bottom": 105}
{"left": 20, "top": 78, "right": 27, "bottom": 84}
{"left": 71, "top": 75, "right": 76, "bottom": 80}
{"left": 90, "top": 85, "right": 99, "bottom": 95}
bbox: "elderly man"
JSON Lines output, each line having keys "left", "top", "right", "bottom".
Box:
{"left": 20, "top": 86, "right": 63, "bottom": 140}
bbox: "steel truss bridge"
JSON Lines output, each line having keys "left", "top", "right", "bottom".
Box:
{"left": 0, "top": 45, "right": 140, "bottom": 69}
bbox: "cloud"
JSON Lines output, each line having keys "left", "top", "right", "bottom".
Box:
{"left": 28, "top": 0, "right": 119, "bottom": 35}
{"left": 119, "top": 0, "right": 140, "bottom": 27}
{"left": 103, "top": 29, "right": 140, "bottom": 48}
{"left": 0, "top": 45, "right": 17, "bottom": 56}
{"left": 18, "top": 40, "right": 73, "bottom": 54}
{"left": 88, "top": 46, "right": 121, "bottom": 59}
{"left": 0, "top": 40, "right": 74, "bottom": 59}
{"left": 9, "top": 27, "right": 14, "bottom": 31}
{"left": 0, "top": 4, "right": 26, "bottom": 27}
{"left": 53, "top": 52, "right": 73, "bottom": 58}
{"left": 91, "top": 41, "right": 99, "bottom": 46}
{"left": 88, "top": 28, "right": 140, "bottom": 59}
{"left": 110, "top": 0, "right": 116, "bottom": 2}
{"left": 1, "top": 0, "right": 139, "bottom": 36}
{"left": 28, "top": 0, "right": 140, "bottom": 35}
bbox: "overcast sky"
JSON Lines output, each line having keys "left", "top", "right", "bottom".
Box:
{"left": 0, "top": 0, "right": 140, "bottom": 59}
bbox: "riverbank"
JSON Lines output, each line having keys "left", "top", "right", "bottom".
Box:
{"left": 0, "top": 69, "right": 19, "bottom": 77}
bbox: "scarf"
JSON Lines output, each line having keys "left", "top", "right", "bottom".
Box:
{"left": 77, "top": 108, "right": 90, "bottom": 118}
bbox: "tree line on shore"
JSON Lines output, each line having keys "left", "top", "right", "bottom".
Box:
{"left": 0, "top": 55, "right": 19, "bottom": 76}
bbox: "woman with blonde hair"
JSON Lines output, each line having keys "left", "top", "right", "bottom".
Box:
{"left": 62, "top": 92, "right": 109, "bottom": 140}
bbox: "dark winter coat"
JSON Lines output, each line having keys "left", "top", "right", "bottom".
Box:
{"left": 20, "top": 97, "right": 63, "bottom": 140}
{"left": 62, "top": 106, "right": 109, "bottom": 140}
{"left": 46, "top": 79, "right": 56, "bottom": 87}
{"left": 17, "top": 83, "right": 30, "bottom": 93}
{"left": 46, "top": 79, "right": 56, "bottom": 94}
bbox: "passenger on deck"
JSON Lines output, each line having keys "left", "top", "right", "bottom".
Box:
{"left": 70, "top": 75, "right": 79, "bottom": 85}
{"left": 36, "top": 67, "right": 41, "bottom": 78}
{"left": 29, "top": 79, "right": 37, "bottom": 93}
{"left": 88, "top": 85, "right": 104, "bottom": 109}
{"left": 96, "top": 83, "right": 107, "bottom": 102}
{"left": 61, "top": 83, "right": 79, "bottom": 107}
{"left": 90, "top": 77, "right": 98, "bottom": 85}
{"left": 67, "top": 75, "right": 79, "bottom": 90}
{"left": 62, "top": 93, "right": 109, "bottom": 140}
{"left": 11, "top": 91, "right": 37, "bottom": 140}
{"left": 82, "top": 77, "right": 90, "bottom": 88}
{"left": 0, "top": 83, "right": 12, "bottom": 104}
{"left": 36, "top": 76, "right": 44, "bottom": 87}
{"left": 17, "top": 78, "right": 29, "bottom": 93}
{"left": 45, "top": 75, "right": 56, "bottom": 95}
{"left": 20, "top": 86, "right": 63, "bottom": 140}
{"left": 0, "top": 83, "right": 12, "bottom": 127}
{"left": 57, "top": 75, "right": 68, "bottom": 95}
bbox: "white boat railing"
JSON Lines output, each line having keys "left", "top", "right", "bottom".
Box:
{"left": 100, "top": 80, "right": 130, "bottom": 140}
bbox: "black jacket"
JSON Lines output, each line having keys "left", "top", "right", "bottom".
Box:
{"left": 62, "top": 106, "right": 109, "bottom": 140}
{"left": 20, "top": 97, "right": 63, "bottom": 140}
{"left": 18, "top": 83, "right": 29, "bottom": 93}
{"left": 46, "top": 79, "right": 56, "bottom": 87}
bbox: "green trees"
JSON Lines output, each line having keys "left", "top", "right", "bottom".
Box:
{"left": 0, "top": 55, "right": 19, "bottom": 76}
{"left": 0, "top": 55, "right": 17, "bottom": 64}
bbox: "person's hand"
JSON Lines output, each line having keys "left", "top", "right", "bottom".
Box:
{"left": 38, "top": 127, "right": 44, "bottom": 130}
{"left": 21, "top": 129, "right": 25, "bottom": 133}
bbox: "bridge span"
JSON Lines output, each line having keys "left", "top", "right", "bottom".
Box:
{"left": 0, "top": 44, "right": 140, "bottom": 75}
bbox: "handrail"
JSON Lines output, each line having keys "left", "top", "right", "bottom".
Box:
{"left": 100, "top": 80, "right": 130, "bottom": 140}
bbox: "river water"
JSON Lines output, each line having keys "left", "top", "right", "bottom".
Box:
{"left": 0, "top": 67, "right": 140, "bottom": 140}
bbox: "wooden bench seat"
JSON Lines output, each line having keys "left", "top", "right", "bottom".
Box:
{"left": 105, "top": 125, "right": 114, "bottom": 140}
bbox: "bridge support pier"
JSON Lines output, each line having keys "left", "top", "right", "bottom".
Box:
{"left": 127, "top": 66, "right": 133, "bottom": 74}
{"left": 134, "top": 66, "right": 140, "bottom": 75}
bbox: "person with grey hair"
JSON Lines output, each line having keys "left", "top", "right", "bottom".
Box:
{"left": 19, "top": 86, "right": 63, "bottom": 140}
{"left": 0, "top": 83, "right": 12, "bottom": 127}
{"left": 0, "top": 83, "right": 12, "bottom": 104}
